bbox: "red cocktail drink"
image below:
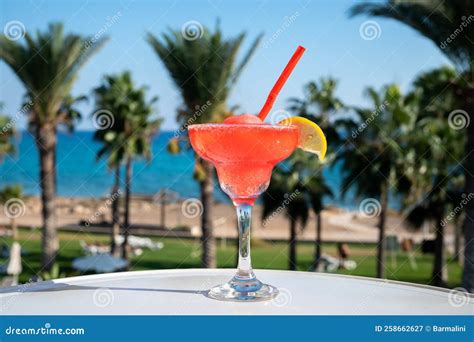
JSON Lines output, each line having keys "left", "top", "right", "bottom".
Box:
{"left": 188, "top": 118, "right": 298, "bottom": 301}
{"left": 186, "top": 46, "right": 312, "bottom": 301}
{"left": 189, "top": 123, "right": 299, "bottom": 205}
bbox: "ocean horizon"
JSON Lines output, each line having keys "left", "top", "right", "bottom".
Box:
{"left": 0, "top": 130, "right": 387, "bottom": 210}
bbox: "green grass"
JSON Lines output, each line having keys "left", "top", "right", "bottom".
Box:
{"left": 0, "top": 228, "right": 463, "bottom": 288}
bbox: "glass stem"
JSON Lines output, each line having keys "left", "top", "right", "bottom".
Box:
{"left": 235, "top": 203, "right": 255, "bottom": 279}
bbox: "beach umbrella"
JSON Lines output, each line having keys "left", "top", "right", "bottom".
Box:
{"left": 72, "top": 253, "right": 128, "bottom": 273}
{"left": 0, "top": 242, "right": 22, "bottom": 275}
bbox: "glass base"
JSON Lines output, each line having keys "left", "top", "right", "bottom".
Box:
{"left": 208, "top": 274, "right": 279, "bottom": 302}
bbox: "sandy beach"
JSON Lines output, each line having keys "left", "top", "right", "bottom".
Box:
{"left": 0, "top": 196, "right": 448, "bottom": 245}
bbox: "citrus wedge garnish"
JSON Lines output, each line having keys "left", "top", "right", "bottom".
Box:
{"left": 278, "top": 116, "right": 327, "bottom": 160}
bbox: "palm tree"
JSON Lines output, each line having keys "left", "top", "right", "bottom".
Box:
{"left": 262, "top": 152, "right": 333, "bottom": 271}
{"left": 93, "top": 71, "right": 161, "bottom": 259}
{"left": 412, "top": 67, "right": 458, "bottom": 119}
{"left": 306, "top": 171, "right": 333, "bottom": 270}
{"left": 288, "top": 78, "right": 346, "bottom": 268}
{"left": 405, "top": 175, "right": 464, "bottom": 287}
{"left": 262, "top": 163, "right": 309, "bottom": 271}
{"left": 412, "top": 66, "right": 465, "bottom": 261}
{"left": 291, "top": 153, "right": 334, "bottom": 271}
{"left": 404, "top": 116, "right": 464, "bottom": 286}
{"left": 147, "top": 24, "right": 262, "bottom": 268}
{"left": 0, "top": 23, "right": 107, "bottom": 271}
{"left": 339, "top": 84, "right": 418, "bottom": 278}
{"left": 93, "top": 85, "right": 124, "bottom": 257}
{"left": 288, "top": 78, "right": 345, "bottom": 145}
{"left": 350, "top": 0, "right": 474, "bottom": 292}
{"left": 403, "top": 67, "right": 465, "bottom": 286}
{"left": 0, "top": 185, "right": 23, "bottom": 240}
{"left": 92, "top": 122, "right": 123, "bottom": 256}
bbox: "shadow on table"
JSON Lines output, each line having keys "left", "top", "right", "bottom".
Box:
{"left": 0, "top": 280, "right": 209, "bottom": 297}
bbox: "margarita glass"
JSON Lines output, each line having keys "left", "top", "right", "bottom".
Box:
{"left": 188, "top": 122, "right": 299, "bottom": 301}
{"left": 187, "top": 45, "right": 316, "bottom": 301}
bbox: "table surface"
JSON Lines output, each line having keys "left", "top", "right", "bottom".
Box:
{"left": 1, "top": 269, "right": 473, "bottom": 315}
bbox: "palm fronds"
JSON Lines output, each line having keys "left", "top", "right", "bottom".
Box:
{"left": 92, "top": 71, "right": 162, "bottom": 168}
{"left": 147, "top": 24, "right": 262, "bottom": 126}
{"left": 350, "top": 0, "right": 474, "bottom": 73}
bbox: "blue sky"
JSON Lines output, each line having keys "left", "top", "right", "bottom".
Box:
{"left": 0, "top": 0, "right": 451, "bottom": 131}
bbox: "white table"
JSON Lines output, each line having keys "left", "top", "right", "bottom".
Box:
{"left": 0, "top": 269, "right": 472, "bottom": 315}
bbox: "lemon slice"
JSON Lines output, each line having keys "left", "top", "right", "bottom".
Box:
{"left": 278, "top": 116, "right": 327, "bottom": 160}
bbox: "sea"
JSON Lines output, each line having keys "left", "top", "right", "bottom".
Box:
{"left": 0, "top": 130, "right": 368, "bottom": 209}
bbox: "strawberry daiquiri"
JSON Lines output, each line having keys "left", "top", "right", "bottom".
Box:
{"left": 189, "top": 115, "right": 299, "bottom": 205}
{"left": 189, "top": 115, "right": 300, "bottom": 301}
{"left": 187, "top": 46, "right": 326, "bottom": 301}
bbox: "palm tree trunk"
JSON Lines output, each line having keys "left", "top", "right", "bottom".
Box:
{"left": 453, "top": 223, "right": 461, "bottom": 263}
{"left": 121, "top": 157, "right": 132, "bottom": 260}
{"left": 376, "top": 186, "right": 389, "bottom": 278}
{"left": 312, "top": 212, "right": 322, "bottom": 270}
{"left": 160, "top": 195, "right": 166, "bottom": 229}
{"left": 10, "top": 217, "right": 18, "bottom": 240}
{"left": 289, "top": 219, "right": 297, "bottom": 271}
{"left": 110, "top": 165, "right": 121, "bottom": 256}
{"left": 200, "top": 160, "right": 216, "bottom": 268}
{"left": 432, "top": 215, "right": 447, "bottom": 287}
{"left": 36, "top": 124, "right": 58, "bottom": 272}
{"left": 462, "top": 92, "right": 474, "bottom": 292}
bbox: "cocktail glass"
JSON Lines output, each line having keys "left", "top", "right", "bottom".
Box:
{"left": 188, "top": 123, "right": 299, "bottom": 301}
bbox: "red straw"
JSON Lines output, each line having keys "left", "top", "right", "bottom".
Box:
{"left": 258, "top": 45, "right": 306, "bottom": 121}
